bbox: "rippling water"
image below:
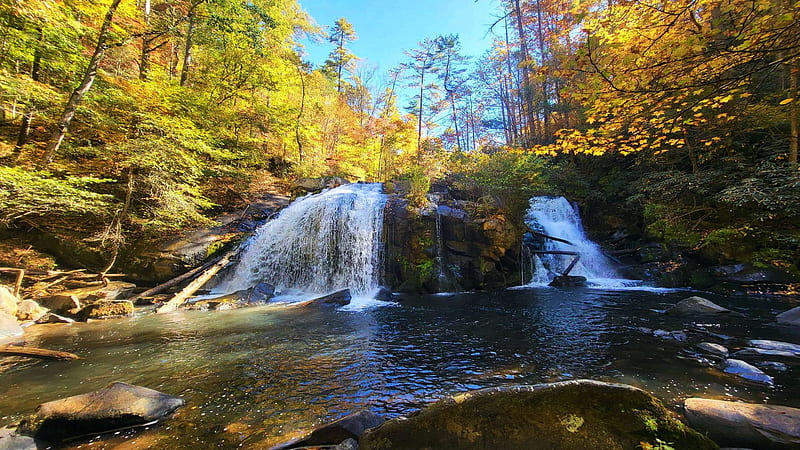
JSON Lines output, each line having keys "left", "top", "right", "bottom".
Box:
{"left": 1, "top": 288, "right": 798, "bottom": 448}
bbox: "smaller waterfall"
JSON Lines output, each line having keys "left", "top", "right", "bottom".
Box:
{"left": 525, "top": 196, "right": 619, "bottom": 286}
{"left": 216, "top": 183, "right": 387, "bottom": 297}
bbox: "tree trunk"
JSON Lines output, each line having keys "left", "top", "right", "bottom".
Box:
{"left": 417, "top": 64, "right": 426, "bottom": 154}
{"left": 790, "top": 60, "right": 798, "bottom": 168}
{"left": 180, "top": 10, "right": 196, "bottom": 87}
{"left": 513, "top": 0, "right": 536, "bottom": 146}
{"left": 295, "top": 64, "right": 306, "bottom": 162}
{"left": 156, "top": 248, "right": 238, "bottom": 313}
{"left": 42, "top": 0, "right": 123, "bottom": 166}
{"left": 534, "top": 0, "right": 550, "bottom": 143}
{"left": 11, "top": 27, "right": 43, "bottom": 164}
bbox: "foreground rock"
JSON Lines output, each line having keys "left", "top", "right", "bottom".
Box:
{"left": 685, "top": 398, "right": 800, "bottom": 449}
{"left": 18, "top": 382, "right": 184, "bottom": 443}
{"left": 360, "top": 380, "right": 716, "bottom": 450}
{"left": 0, "top": 311, "right": 24, "bottom": 341}
{"left": 272, "top": 410, "right": 384, "bottom": 449}
{"left": 76, "top": 300, "right": 134, "bottom": 320}
{"left": 667, "top": 296, "right": 731, "bottom": 315}
{"left": 777, "top": 306, "right": 800, "bottom": 326}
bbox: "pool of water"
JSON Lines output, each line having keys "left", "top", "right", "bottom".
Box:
{"left": 1, "top": 287, "right": 798, "bottom": 448}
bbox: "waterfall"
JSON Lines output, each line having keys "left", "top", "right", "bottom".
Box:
{"left": 524, "top": 196, "right": 619, "bottom": 286}
{"left": 216, "top": 183, "right": 387, "bottom": 297}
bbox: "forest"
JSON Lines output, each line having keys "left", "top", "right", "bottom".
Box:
{"left": 0, "top": 0, "right": 798, "bottom": 277}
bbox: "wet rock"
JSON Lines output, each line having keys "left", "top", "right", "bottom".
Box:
{"left": 757, "top": 361, "right": 788, "bottom": 372}
{"left": 15, "top": 300, "right": 47, "bottom": 322}
{"left": 247, "top": 283, "right": 276, "bottom": 304}
{"left": 59, "top": 281, "right": 137, "bottom": 303}
{"left": 723, "top": 359, "right": 774, "bottom": 385}
{"left": 335, "top": 438, "right": 358, "bottom": 450}
{"left": 0, "top": 286, "right": 18, "bottom": 317}
{"left": 76, "top": 300, "right": 134, "bottom": 320}
{"left": 777, "top": 306, "right": 800, "bottom": 326}
{"left": 374, "top": 288, "right": 394, "bottom": 302}
{"left": 549, "top": 275, "right": 587, "bottom": 287}
{"left": 733, "top": 348, "right": 798, "bottom": 359}
{"left": 35, "top": 313, "right": 75, "bottom": 324}
{"left": 36, "top": 295, "right": 81, "bottom": 314}
{"left": 684, "top": 398, "right": 800, "bottom": 449}
{"left": 359, "top": 380, "right": 716, "bottom": 450}
{"left": 437, "top": 205, "right": 467, "bottom": 219}
{"left": 306, "top": 289, "right": 351, "bottom": 307}
{"left": 712, "top": 264, "right": 792, "bottom": 284}
{"left": 697, "top": 342, "right": 729, "bottom": 357}
{"left": 0, "top": 427, "right": 39, "bottom": 450}
{"left": 653, "top": 329, "right": 688, "bottom": 341}
{"left": 748, "top": 339, "right": 800, "bottom": 357}
{"left": 18, "top": 381, "right": 184, "bottom": 443}
{"left": 667, "top": 296, "right": 731, "bottom": 315}
{"left": 272, "top": 410, "right": 384, "bottom": 449}
{"left": 292, "top": 176, "right": 349, "bottom": 194}
{"left": 0, "top": 311, "right": 24, "bottom": 341}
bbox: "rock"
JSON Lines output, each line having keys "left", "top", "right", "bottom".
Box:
{"left": 667, "top": 296, "right": 731, "bottom": 315}
{"left": 18, "top": 381, "right": 184, "bottom": 443}
{"left": 36, "top": 295, "right": 81, "bottom": 314}
{"left": 712, "top": 264, "right": 792, "bottom": 284}
{"left": 359, "top": 380, "right": 716, "bottom": 450}
{"left": 0, "top": 286, "right": 19, "bottom": 317}
{"left": 335, "top": 438, "right": 359, "bottom": 450}
{"left": 697, "top": 342, "right": 729, "bottom": 357}
{"left": 0, "top": 427, "right": 38, "bottom": 450}
{"left": 733, "top": 348, "right": 798, "bottom": 359}
{"left": 292, "top": 176, "right": 349, "bottom": 194}
{"left": 723, "top": 359, "right": 774, "bottom": 385}
{"left": 0, "top": 311, "right": 24, "bottom": 341}
{"left": 757, "top": 361, "right": 788, "bottom": 372}
{"left": 76, "top": 300, "right": 134, "bottom": 320}
{"left": 684, "top": 398, "right": 800, "bottom": 449}
{"left": 15, "top": 300, "right": 48, "bottom": 322}
{"left": 59, "top": 281, "right": 137, "bottom": 303}
{"left": 777, "top": 306, "right": 800, "bottom": 326}
{"left": 35, "top": 313, "right": 75, "bottom": 324}
{"left": 374, "top": 288, "right": 394, "bottom": 302}
{"left": 272, "top": 410, "right": 384, "bottom": 449}
{"left": 549, "top": 275, "right": 587, "bottom": 287}
{"left": 748, "top": 339, "right": 800, "bottom": 356}
{"left": 246, "top": 283, "right": 275, "bottom": 304}
{"left": 437, "top": 205, "right": 467, "bottom": 219}
{"left": 653, "top": 330, "right": 687, "bottom": 341}
{"left": 306, "top": 289, "right": 351, "bottom": 307}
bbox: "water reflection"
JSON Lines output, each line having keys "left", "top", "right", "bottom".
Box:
{"left": 0, "top": 288, "right": 797, "bottom": 448}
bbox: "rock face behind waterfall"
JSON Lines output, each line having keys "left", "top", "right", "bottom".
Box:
{"left": 383, "top": 190, "right": 524, "bottom": 293}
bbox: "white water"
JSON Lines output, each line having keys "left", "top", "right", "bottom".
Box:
{"left": 216, "top": 183, "right": 388, "bottom": 299}
{"left": 525, "top": 196, "right": 631, "bottom": 288}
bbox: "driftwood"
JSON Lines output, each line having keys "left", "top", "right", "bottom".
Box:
{"left": 0, "top": 345, "right": 79, "bottom": 360}
{"left": 527, "top": 229, "right": 576, "bottom": 246}
{"left": 0, "top": 268, "right": 25, "bottom": 297}
{"left": 156, "top": 248, "right": 239, "bottom": 314}
{"left": 130, "top": 256, "right": 222, "bottom": 303}
{"left": 532, "top": 251, "right": 581, "bottom": 277}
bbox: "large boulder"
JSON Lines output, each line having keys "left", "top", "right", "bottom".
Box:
{"left": 0, "top": 286, "right": 18, "bottom": 317}
{"left": 304, "top": 289, "right": 351, "bottom": 307}
{"left": 777, "top": 306, "right": 800, "bottom": 326}
{"left": 0, "top": 311, "right": 24, "bottom": 341}
{"left": 272, "top": 410, "right": 385, "bottom": 449}
{"left": 667, "top": 296, "right": 731, "bottom": 315}
{"left": 18, "top": 382, "right": 184, "bottom": 443}
{"left": 76, "top": 300, "right": 134, "bottom": 321}
{"left": 359, "top": 380, "right": 716, "bottom": 450}
{"left": 549, "top": 275, "right": 587, "bottom": 287}
{"left": 684, "top": 398, "right": 800, "bottom": 449}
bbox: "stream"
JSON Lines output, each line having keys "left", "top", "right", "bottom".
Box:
{"left": 1, "top": 287, "right": 798, "bottom": 448}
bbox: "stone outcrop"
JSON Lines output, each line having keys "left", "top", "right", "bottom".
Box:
{"left": 359, "top": 380, "right": 716, "bottom": 450}
{"left": 684, "top": 398, "right": 800, "bottom": 449}
{"left": 666, "top": 296, "right": 731, "bottom": 315}
{"left": 272, "top": 410, "right": 384, "bottom": 449}
{"left": 18, "top": 382, "right": 184, "bottom": 443}
{"left": 76, "top": 300, "right": 134, "bottom": 320}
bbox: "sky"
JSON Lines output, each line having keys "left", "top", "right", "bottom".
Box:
{"left": 297, "top": 0, "right": 503, "bottom": 76}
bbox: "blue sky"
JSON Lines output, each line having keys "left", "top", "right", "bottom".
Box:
{"left": 298, "top": 0, "right": 502, "bottom": 75}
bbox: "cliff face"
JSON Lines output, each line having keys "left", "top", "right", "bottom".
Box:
{"left": 383, "top": 189, "right": 525, "bottom": 293}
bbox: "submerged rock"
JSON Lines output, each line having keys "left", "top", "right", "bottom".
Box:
{"left": 667, "top": 296, "right": 731, "bottom": 315}
{"left": 18, "top": 382, "right": 184, "bottom": 443}
{"left": 0, "top": 311, "right": 24, "bottom": 341}
{"left": 685, "top": 398, "right": 800, "bottom": 449}
{"left": 748, "top": 339, "right": 800, "bottom": 357}
{"left": 723, "top": 359, "right": 774, "bottom": 385}
{"left": 697, "top": 342, "right": 729, "bottom": 357}
{"left": 733, "top": 348, "right": 798, "bottom": 359}
{"left": 359, "top": 380, "right": 716, "bottom": 450}
{"left": 549, "top": 275, "right": 587, "bottom": 288}
{"left": 272, "top": 410, "right": 384, "bottom": 449}
{"left": 777, "top": 306, "right": 800, "bottom": 326}
{"left": 76, "top": 300, "right": 134, "bottom": 320}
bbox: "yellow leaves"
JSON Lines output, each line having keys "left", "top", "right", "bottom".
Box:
{"left": 718, "top": 95, "right": 734, "bottom": 104}
{"left": 779, "top": 98, "right": 795, "bottom": 105}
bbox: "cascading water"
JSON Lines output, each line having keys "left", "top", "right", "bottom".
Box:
{"left": 524, "top": 196, "right": 620, "bottom": 286}
{"left": 216, "top": 183, "right": 387, "bottom": 299}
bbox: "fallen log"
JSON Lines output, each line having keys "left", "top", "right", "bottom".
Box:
{"left": 532, "top": 251, "right": 581, "bottom": 276}
{"left": 0, "top": 346, "right": 79, "bottom": 361}
{"left": 0, "top": 268, "right": 25, "bottom": 297}
{"left": 526, "top": 229, "right": 576, "bottom": 246}
{"left": 156, "top": 248, "right": 239, "bottom": 314}
{"left": 130, "top": 256, "right": 222, "bottom": 303}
